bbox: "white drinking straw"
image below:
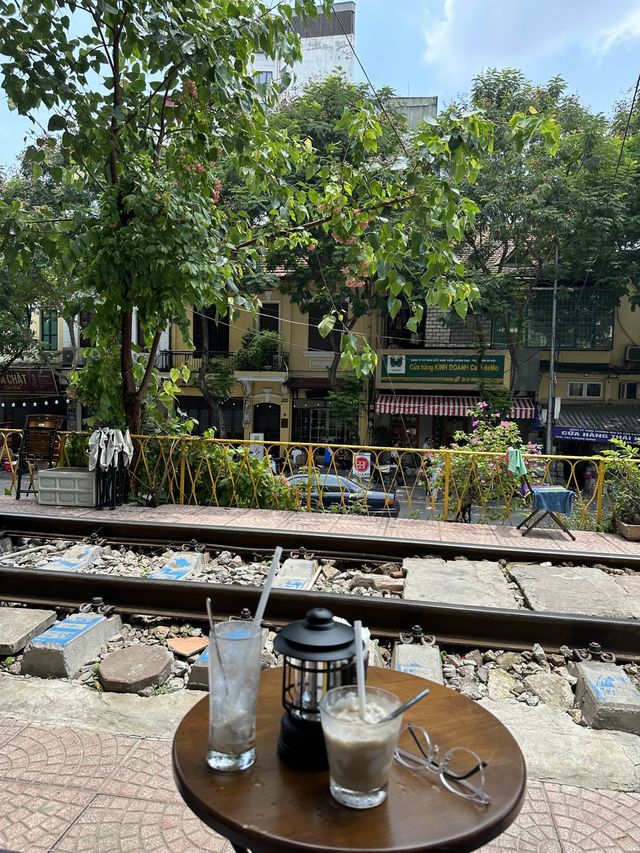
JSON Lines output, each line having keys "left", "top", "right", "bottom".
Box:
{"left": 206, "top": 597, "right": 215, "bottom": 632}
{"left": 206, "top": 597, "right": 227, "bottom": 693}
{"left": 354, "top": 620, "right": 367, "bottom": 721}
{"left": 253, "top": 546, "right": 283, "bottom": 627}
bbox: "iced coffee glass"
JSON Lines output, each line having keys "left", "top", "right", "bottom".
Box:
{"left": 208, "top": 621, "right": 262, "bottom": 772}
{"left": 319, "top": 685, "right": 404, "bottom": 809}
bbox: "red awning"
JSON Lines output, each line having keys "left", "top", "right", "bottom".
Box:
{"left": 375, "top": 395, "right": 535, "bottom": 419}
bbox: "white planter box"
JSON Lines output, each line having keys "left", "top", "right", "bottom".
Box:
{"left": 37, "top": 467, "right": 96, "bottom": 507}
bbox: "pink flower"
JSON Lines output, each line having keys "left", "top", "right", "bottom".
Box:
{"left": 499, "top": 420, "right": 510, "bottom": 428}
{"left": 470, "top": 436, "right": 480, "bottom": 445}
{"left": 480, "top": 401, "right": 488, "bottom": 408}
{"left": 472, "top": 419, "right": 479, "bottom": 427}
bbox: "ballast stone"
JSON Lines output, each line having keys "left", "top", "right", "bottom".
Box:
{"left": 403, "top": 558, "right": 519, "bottom": 609}
{"left": 22, "top": 613, "right": 122, "bottom": 678}
{"left": 41, "top": 544, "right": 102, "bottom": 573}
{"left": 391, "top": 642, "right": 444, "bottom": 685}
{"left": 571, "top": 660, "right": 640, "bottom": 735}
{"left": 99, "top": 644, "right": 173, "bottom": 693}
{"left": 0, "top": 607, "right": 57, "bottom": 655}
{"left": 150, "top": 551, "right": 205, "bottom": 581}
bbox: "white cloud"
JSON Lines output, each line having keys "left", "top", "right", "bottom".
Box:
{"left": 423, "top": 0, "right": 640, "bottom": 84}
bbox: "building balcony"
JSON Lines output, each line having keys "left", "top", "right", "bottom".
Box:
{"left": 155, "top": 350, "right": 230, "bottom": 373}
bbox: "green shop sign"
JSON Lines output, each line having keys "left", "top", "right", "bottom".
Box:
{"left": 382, "top": 354, "right": 505, "bottom": 383}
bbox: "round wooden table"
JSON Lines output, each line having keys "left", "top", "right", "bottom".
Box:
{"left": 173, "top": 668, "right": 526, "bottom": 853}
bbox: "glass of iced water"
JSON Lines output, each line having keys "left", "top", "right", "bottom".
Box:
{"left": 208, "top": 621, "right": 262, "bottom": 771}
{"left": 319, "top": 685, "right": 404, "bottom": 809}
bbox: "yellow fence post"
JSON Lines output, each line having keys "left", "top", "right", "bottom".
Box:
{"left": 178, "top": 438, "right": 186, "bottom": 505}
{"left": 595, "top": 457, "right": 606, "bottom": 525}
{"left": 306, "top": 444, "right": 314, "bottom": 512}
{"left": 443, "top": 452, "right": 451, "bottom": 521}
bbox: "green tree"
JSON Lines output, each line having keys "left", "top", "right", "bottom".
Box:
{"left": 0, "top": 146, "right": 95, "bottom": 372}
{"left": 0, "top": 4, "right": 551, "bottom": 434}
{"left": 456, "top": 69, "right": 640, "bottom": 392}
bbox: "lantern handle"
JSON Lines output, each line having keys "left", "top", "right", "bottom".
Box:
{"left": 376, "top": 687, "right": 430, "bottom": 725}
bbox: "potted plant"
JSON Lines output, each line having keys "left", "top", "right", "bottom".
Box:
{"left": 602, "top": 439, "right": 640, "bottom": 540}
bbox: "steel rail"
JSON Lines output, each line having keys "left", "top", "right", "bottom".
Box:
{"left": 1, "top": 566, "right": 638, "bottom": 661}
{"left": 1, "top": 511, "right": 638, "bottom": 568}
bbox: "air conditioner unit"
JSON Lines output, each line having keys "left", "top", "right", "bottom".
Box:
{"left": 625, "top": 345, "right": 640, "bottom": 362}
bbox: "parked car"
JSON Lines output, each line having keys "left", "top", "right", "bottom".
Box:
{"left": 286, "top": 473, "right": 399, "bottom": 517}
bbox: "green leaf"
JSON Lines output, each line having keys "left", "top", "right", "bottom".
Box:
{"left": 47, "top": 115, "right": 67, "bottom": 131}
{"left": 318, "top": 315, "right": 336, "bottom": 338}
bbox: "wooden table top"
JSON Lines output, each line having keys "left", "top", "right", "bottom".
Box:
{"left": 172, "top": 668, "right": 526, "bottom": 853}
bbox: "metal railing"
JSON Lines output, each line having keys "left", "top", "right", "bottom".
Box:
{"left": 155, "top": 350, "right": 288, "bottom": 373}
{"left": 155, "top": 350, "right": 230, "bottom": 372}
{"left": 2, "top": 429, "right": 636, "bottom": 530}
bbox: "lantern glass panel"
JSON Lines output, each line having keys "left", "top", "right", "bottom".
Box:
{"left": 283, "top": 657, "right": 355, "bottom": 721}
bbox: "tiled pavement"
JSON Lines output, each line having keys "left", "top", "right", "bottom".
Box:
{"left": 0, "top": 717, "right": 638, "bottom": 853}
{"left": 2, "top": 495, "right": 638, "bottom": 563}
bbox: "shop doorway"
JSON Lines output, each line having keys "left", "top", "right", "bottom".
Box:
{"left": 253, "top": 403, "right": 280, "bottom": 442}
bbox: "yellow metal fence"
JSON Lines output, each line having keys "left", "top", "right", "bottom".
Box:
{"left": 0, "top": 429, "right": 635, "bottom": 531}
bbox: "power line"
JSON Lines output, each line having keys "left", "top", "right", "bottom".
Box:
{"left": 332, "top": 10, "right": 410, "bottom": 159}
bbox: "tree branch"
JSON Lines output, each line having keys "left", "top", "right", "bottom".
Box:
{"left": 232, "top": 190, "right": 416, "bottom": 251}
{"left": 136, "top": 330, "right": 163, "bottom": 402}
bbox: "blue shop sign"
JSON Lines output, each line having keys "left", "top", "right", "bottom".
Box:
{"left": 552, "top": 426, "right": 640, "bottom": 444}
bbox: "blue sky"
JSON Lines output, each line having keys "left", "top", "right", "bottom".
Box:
{"left": 2, "top": 0, "right": 640, "bottom": 168}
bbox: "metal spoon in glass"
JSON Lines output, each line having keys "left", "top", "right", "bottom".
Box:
{"left": 376, "top": 687, "right": 430, "bottom": 724}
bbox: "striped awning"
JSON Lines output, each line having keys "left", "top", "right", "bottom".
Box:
{"left": 375, "top": 395, "right": 535, "bottom": 419}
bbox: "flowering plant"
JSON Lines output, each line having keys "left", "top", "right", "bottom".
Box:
{"left": 442, "top": 402, "right": 542, "bottom": 521}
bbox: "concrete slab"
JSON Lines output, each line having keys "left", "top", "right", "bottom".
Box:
{"left": 274, "top": 558, "right": 318, "bottom": 590}
{"left": 403, "top": 558, "right": 519, "bottom": 609}
{"left": 0, "top": 608, "right": 57, "bottom": 655}
{"left": 40, "top": 544, "right": 101, "bottom": 573}
{"left": 508, "top": 563, "right": 640, "bottom": 618}
{"left": 0, "top": 672, "right": 201, "bottom": 737}
{"left": 391, "top": 643, "right": 444, "bottom": 685}
{"left": 187, "top": 647, "right": 208, "bottom": 690}
{"left": 571, "top": 660, "right": 640, "bottom": 735}
{"left": 614, "top": 573, "right": 640, "bottom": 598}
{"left": 149, "top": 550, "right": 204, "bottom": 581}
{"left": 478, "top": 698, "right": 640, "bottom": 791}
{"left": 98, "top": 645, "right": 173, "bottom": 693}
{"left": 22, "top": 614, "right": 122, "bottom": 678}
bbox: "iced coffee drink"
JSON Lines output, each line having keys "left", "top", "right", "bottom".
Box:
{"left": 319, "top": 686, "right": 404, "bottom": 808}
{"left": 208, "top": 621, "right": 262, "bottom": 771}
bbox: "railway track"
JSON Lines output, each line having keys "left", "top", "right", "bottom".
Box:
{"left": 1, "top": 511, "right": 639, "bottom": 662}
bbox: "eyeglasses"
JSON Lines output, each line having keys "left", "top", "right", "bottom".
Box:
{"left": 394, "top": 724, "right": 491, "bottom": 806}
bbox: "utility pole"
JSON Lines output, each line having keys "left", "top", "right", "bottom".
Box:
{"left": 545, "top": 244, "right": 559, "bottom": 454}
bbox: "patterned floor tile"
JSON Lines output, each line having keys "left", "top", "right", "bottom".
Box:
{"left": 479, "top": 781, "right": 562, "bottom": 852}
{"left": 0, "top": 779, "right": 93, "bottom": 853}
{"left": 99, "top": 738, "right": 182, "bottom": 803}
{"left": 51, "top": 795, "right": 229, "bottom": 852}
{"left": 544, "top": 783, "right": 640, "bottom": 852}
{"left": 0, "top": 724, "right": 136, "bottom": 792}
{"left": 0, "top": 716, "right": 26, "bottom": 748}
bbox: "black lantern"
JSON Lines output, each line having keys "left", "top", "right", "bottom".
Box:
{"left": 274, "top": 607, "right": 356, "bottom": 771}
